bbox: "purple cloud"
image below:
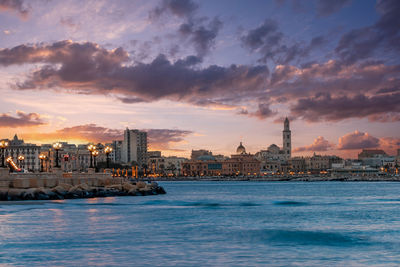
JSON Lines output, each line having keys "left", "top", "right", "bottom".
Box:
{"left": 0, "top": 111, "right": 45, "bottom": 127}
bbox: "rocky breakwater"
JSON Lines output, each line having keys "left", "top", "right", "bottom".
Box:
{"left": 0, "top": 181, "right": 166, "bottom": 201}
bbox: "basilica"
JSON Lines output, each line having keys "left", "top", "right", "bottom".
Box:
{"left": 255, "top": 117, "right": 292, "bottom": 160}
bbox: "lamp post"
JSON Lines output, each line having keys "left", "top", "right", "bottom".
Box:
{"left": 87, "top": 144, "right": 96, "bottom": 168}
{"left": 18, "top": 155, "right": 25, "bottom": 169}
{"left": 52, "top": 142, "right": 62, "bottom": 168}
{"left": 0, "top": 140, "right": 9, "bottom": 168}
{"left": 39, "top": 154, "right": 46, "bottom": 172}
{"left": 92, "top": 150, "right": 99, "bottom": 171}
{"left": 104, "top": 146, "right": 113, "bottom": 169}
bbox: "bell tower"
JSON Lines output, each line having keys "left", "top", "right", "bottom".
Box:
{"left": 283, "top": 117, "right": 291, "bottom": 159}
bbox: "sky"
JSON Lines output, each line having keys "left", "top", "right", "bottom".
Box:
{"left": 0, "top": 0, "right": 399, "bottom": 158}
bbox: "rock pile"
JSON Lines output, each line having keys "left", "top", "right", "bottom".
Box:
{"left": 0, "top": 181, "right": 166, "bottom": 201}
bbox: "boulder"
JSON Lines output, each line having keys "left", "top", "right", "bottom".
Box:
{"left": 122, "top": 182, "right": 136, "bottom": 192}
{"left": 136, "top": 181, "right": 146, "bottom": 189}
{"left": 106, "top": 184, "right": 122, "bottom": 191}
{"left": 128, "top": 188, "right": 138, "bottom": 195}
{"left": 0, "top": 189, "right": 8, "bottom": 200}
{"left": 52, "top": 185, "right": 67, "bottom": 196}
{"left": 7, "top": 189, "right": 23, "bottom": 200}
{"left": 59, "top": 183, "right": 73, "bottom": 191}
{"left": 77, "top": 183, "right": 90, "bottom": 191}
{"left": 155, "top": 186, "right": 166, "bottom": 194}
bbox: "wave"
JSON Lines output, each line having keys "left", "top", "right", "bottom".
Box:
{"left": 141, "top": 200, "right": 261, "bottom": 208}
{"left": 273, "top": 200, "right": 308, "bottom": 206}
{"left": 235, "top": 229, "right": 368, "bottom": 247}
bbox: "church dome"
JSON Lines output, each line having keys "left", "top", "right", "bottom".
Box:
{"left": 236, "top": 142, "right": 246, "bottom": 154}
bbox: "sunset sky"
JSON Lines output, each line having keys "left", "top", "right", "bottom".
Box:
{"left": 0, "top": 0, "right": 399, "bottom": 158}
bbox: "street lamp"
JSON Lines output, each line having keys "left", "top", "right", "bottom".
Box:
{"left": 39, "top": 154, "right": 47, "bottom": 172}
{"left": 104, "top": 146, "right": 113, "bottom": 169}
{"left": 87, "top": 144, "right": 96, "bottom": 168}
{"left": 92, "top": 150, "right": 99, "bottom": 171}
{"left": 0, "top": 140, "right": 9, "bottom": 168}
{"left": 18, "top": 155, "right": 25, "bottom": 169}
{"left": 52, "top": 142, "right": 62, "bottom": 168}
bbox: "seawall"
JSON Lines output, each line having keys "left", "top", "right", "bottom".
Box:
{"left": 0, "top": 169, "right": 166, "bottom": 201}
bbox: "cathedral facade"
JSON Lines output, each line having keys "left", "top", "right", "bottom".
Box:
{"left": 255, "top": 118, "right": 292, "bottom": 172}
{"left": 255, "top": 117, "right": 292, "bottom": 161}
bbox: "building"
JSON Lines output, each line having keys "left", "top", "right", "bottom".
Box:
{"left": 183, "top": 142, "right": 260, "bottom": 177}
{"left": 164, "top": 156, "right": 187, "bottom": 176}
{"left": 148, "top": 151, "right": 165, "bottom": 174}
{"left": 357, "top": 149, "right": 396, "bottom": 169}
{"left": 121, "top": 128, "right": 147, "bottom": 168}
{"left": 3, "top": 135, "right": 40, "bottom": 171}
{"left": 358, "top": 149, "right": 388, "bottom": 159}
{"left": 283, "top": 117, "right": 291, "bottom": 159}
{"left": 108, "top": 140, "right": 122, "bottom": 163}
{"left": 305, "top": 153, "right": 343, "bottom": 173}
{"left": 191, "top": 149, "right": 212, "bottom": 160}
{"left": 255, "top": 117, "right": 292, "bottom": 172}
{"left": 288, "top": 157, "right": 306, "bottom": 173}
{"left": 147, "top": 151, "right": 187, "bottom": 176}
{"left": 40, "top": 143, "right": 92, "bottom": 172}
{"left": 330, "top": 161, "right": 379, "bottom": 175}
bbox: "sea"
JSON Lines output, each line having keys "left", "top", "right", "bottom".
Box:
{"left": 1, "top": 181, "right": 400, "bottom": 266}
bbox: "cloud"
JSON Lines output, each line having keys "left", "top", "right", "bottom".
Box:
{"left": 241, "top": 19, "right": 325, "bottom": 64}
{"left": 2, "top": 40, "right": 400, "bottom": 123}
{"left": 0, "top": 111, "right": 46, "bottom": 128}
{"left": 293, "top": 136, "right": 334, "bottom": 152}
{"left": 0, "top": 41, "right": 268, "bottom": 111}
{"left": 316, "top": 0, "right": 352, "bottom": 16}
{"left": 178, "top": 17, "right": 223, "bottom": 57}
{"left": 337, "top": 131, "right": 380, "bottom": 150}
{"left": 337, "top": 130, "right": 400, "bottom": 155}
{"left": 150, "top": 0, "right": 222, "bottom": 57}
{"left": 22, "top": 124, "right": 123, "bottom": 143}
{"left": 378, "top": 137, "right": 400, "bottom": 155}
{"left": 238, "top": 102, "right": 276, "bottom": 119}
{"left": 60, "top": 17, "right": 80, "bottom": 30}
{"left": 335, "top": 0, "right": 400, "bottom": 64}
{"left": 0, "top": 0, "right": 29, "bottom": 19}
{"left": 290, "top": 92, "right": 400, "bottom": 122}
{"left": 149, "top": 0, "right": 198, "bottom": 20}
{"left": 147, "top": 129, "right": 193, "bottom": 151}
{"left": 21, "top": 124, "right": 192, "bottom": 152}
{"left": 0, "top": 40, "right": 129, "bottom": 67}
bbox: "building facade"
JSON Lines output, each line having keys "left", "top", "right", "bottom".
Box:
{"left": 121, "top": 128, "right": 147, "bottom": 168}
{"left": 191, "top": 149, "right": 212, "bottom": 160}
{"left": 183, "top": 142, "right": 260, "bottom": 177}
{"left": 283, "top": 117, "right": 291, "bottom": 159}
{"left": 256, "top": 117, "right": 292, "bottom": 172}
{"left": 4, "top": 135, "right": 40, "bottom": 171}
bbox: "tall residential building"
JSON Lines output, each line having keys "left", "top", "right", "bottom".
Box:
{"left": 283, "top": 117, "right": 291, "bottom": 159}
{"left": 121, "top": 128, "right": 147, "bottom": 167}
{"left": 108, "top": 140, "right": 122, "bottom": 163}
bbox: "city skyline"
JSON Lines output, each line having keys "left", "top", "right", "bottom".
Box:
{"left": 0, "top": 0, "right": 399, "bottom": 158}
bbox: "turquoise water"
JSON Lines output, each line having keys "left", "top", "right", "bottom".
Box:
{"left": 2, "top": 181, "right": 400, "bottom": 266}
